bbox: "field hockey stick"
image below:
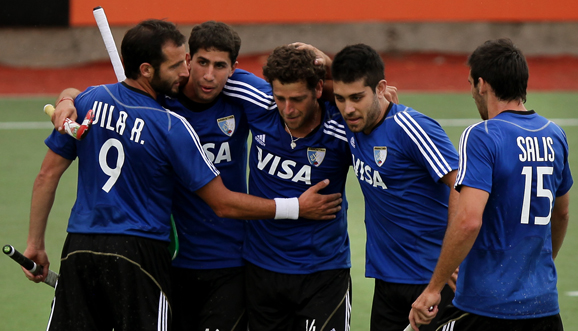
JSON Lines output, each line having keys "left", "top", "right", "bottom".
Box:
{"left": 404, "top": 306, "right": 434, "bottom": 331}
{"left": 44, "top": 104, "right": 95, "bottom": 140}
{"left": 403, "top": 324, "right": 416, "bottom": 331}
{"left": 3, "top": 244, "right": 59, "bottom": 288}
{"left": 93, "top": 6, "right": 126, "bottom": 82}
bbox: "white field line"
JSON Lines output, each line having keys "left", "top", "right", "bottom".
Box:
{"left": 1, "top": 118, "right": 578, "bottom": 130}
{"left": 566, "top": 291, "right": 578, "bottom": 297}
{"left": 437, "top": 118, "right": 578, "bottom": 127}
{"left": 0, "top": 122, "right": 53, "bottom": 129}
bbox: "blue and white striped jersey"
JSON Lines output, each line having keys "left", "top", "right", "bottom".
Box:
{"left": 46, "top": 82, "right": 219, "bottom": 242}
{"left": 347, "top": 103, "right": 458, "bottom": 284}
{"left": 162, "top": 90, "right": 250, "bottom": 269}
{"left": 223, "top": 69, "right": 352, "bottom": 274}
{"left": 454, "top": 110, "right": 573, "bottom": 319}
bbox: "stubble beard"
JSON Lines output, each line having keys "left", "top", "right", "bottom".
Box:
{"left": 152, "top": 72, "right": 178, "bottom": 98}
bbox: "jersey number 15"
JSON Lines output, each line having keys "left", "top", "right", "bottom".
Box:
{"left": 520, "top": 166, "right": 553, "bottom": 225}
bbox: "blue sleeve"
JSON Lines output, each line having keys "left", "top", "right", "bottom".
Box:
{"left": 394, "top": 110, "right": 459, "bottom": 181}
{"left": 556, "top": 127, "right": 573, "bottom": 196}
{"left": 222, "top": 69, "right": 277, "bottom": 123}
{"left": 166, "top": 115, "right": 220, "bottom": 192}
{"left": 455, "top": 123, "right": 494, "bottom": 193}
{"left": 45, "top": 130, "right": 77, "bottom": 160}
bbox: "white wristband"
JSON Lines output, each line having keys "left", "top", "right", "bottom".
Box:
{"left": 274, "top": 198, "right": 300, "bottom": 220}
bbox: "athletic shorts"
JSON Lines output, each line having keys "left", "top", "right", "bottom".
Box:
{"left": 47, "top": 233, "right": 172, "bottom": 331}
{"left": 170, "top": 266, "right": 246, "bottom": 331}
{"left": 370, "top": 279, "right": 454, "bottom": 331}
{"left": 245, "top": 263, "right": 351, "bottom": 331}
{"left": 434, "top": 305, "right": 563, "bottom": 331}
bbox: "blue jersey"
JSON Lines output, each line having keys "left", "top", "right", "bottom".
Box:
{"left": 45, "top": 82, "right": 219, "bottom": 241}
{"left": 347, "top": 103, "right": 458, "bottom": 284}
{"left": 161, "top": 91, "right": 249, "bottom": 269}
{"left": 454, "top": 110, "right": 573, "bottom": 319}
{"left": 223, "top": 70, "right": 352, "bottom": 274}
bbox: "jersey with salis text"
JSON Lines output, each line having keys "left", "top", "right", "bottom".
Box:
{"left": 454, "top": 110, "right": 573, "bottom": 319}
{"left": 223, "top": 70, "right": 351, "bottom": 274}
{"left": 162, "top": 91, "right": 249, "bottom": 269}
{"left": 45, "top": 82, "right": 219, "bottom": 241}
{"left": 348, "top": 103, "right": 458, "bottom": 283}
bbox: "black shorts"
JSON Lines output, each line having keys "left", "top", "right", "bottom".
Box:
{"left": 47, "top": 233, "right": 172, "bottom": 331}
{"left": 245, "top": 262, "right": 351, "bottom": 331}
{"left": 434, "top": 305, "right": 563, "bottom": 331}
{"left": 170, "top": 266, "right": 246, "bottom": 331}
{"left": 370, "top": 279, "right": 454, "bottom": 331}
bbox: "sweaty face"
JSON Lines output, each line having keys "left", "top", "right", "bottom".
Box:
{"left": 185, "top": 48, "right": 236, "bottom": 103}
{"left": 151, "top": 43, "right": 189, "bottom": 97}
{"left": 468, "top": 71, "right": 488, "bottom": 120}
{"left": 272, "top": 79, "right": 322, "bottom": 136}
{"left": 333, "top": 79, "right": 383, "bottom": 134}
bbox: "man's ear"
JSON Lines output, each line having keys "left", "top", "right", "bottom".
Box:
{"left": 376, "top": 79, "right": 388, "bottom": 97}
{"left": 315, "top": 79, "right": 324, "bottom": 99}
{"left": 140, "top": 63, "right": 154, "bottom": 79}
{"left": 477, "top": 77, "right": 487, "bottom": 95}
{"left": 229, "top": 61, "right": 238, "bottom": 77}
{"left": 186, "top": 53, "right": 191, "bottom": 71}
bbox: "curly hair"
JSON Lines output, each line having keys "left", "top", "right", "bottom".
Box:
{"left": 262, "top": 45, "right": 325, "bottom": 90}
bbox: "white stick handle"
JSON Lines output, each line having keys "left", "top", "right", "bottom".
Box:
{"left": 403, "top": 324, "right": 415, "bottom": 331}
{"left": 93, "top": 6, "right": 126, "bottom": 82}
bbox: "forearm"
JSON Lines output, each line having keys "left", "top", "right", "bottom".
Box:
{"left": 442, "top": 170, "right": 459, "bottom": 224}
{"left": 53, "top": 88, "right": 81, "bottom": 130}
{"left": 55, "top": 88, "right": 81, "bottom": 104}
{"left": 27, "top": 150, "right": 72, "bottom": 249}
{"left": 551, "top": 193, "right": 570, "bottom": 260}
{"left": 214, "top": 191, "right": 277, "bottom": 220}
{"left": 427, "top": 217, "right": 480, "bottom": 292}
{"left": 27, "top": 175, "right": 58, "bottom": 250}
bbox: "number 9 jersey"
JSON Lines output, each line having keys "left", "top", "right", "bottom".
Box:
{"left": 454, "top": 110, "right": 573, "bottom": 318}
{"left": 45, "top": 82, "right": 219, "bottom": 242}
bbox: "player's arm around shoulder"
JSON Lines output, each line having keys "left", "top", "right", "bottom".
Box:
{"left": 52, "top": 88, "right": 82, "bottom": 132}
{"left": 224, "top": 69, "right": 275, "bottom": 121}
{"left": 195, "top": 177, "right": 342, "bottom": 221}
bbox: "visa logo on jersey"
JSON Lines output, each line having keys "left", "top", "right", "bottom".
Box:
{"left": 203, "top": 142, "right": 232, "bottom": 165}
{"left": 256, "top": 146, "right": 312, "bottom": 184}
{"left": 352, "top": 154, "right": 387, "bottom": 189}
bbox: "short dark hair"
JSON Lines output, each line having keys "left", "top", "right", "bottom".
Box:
{"left": 188, "top": 21, "right": 241, "bottom": 64}
{"left": 121, "top": 19, "right": 185, "bottom": 80}
{"left": 331, "top": 44, "right": 384, "bottom": 90}
{"left": 468, "top": 38, "right": 528, "bottom": 103}
{"left": 262, "top": 45, "right": 325, "bottom": 91}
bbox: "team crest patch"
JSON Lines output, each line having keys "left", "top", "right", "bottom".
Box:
{"left": 217, "top": 115, "right": 235, "bottom": 136}
{"left": 374, "top": 147, "right": 387, "bottom": 167}
{"left": 307, "top": 148, "right": 326, "bottom": 167}
{"left": 350, "top": 136, "right": 356, "bottom": 148}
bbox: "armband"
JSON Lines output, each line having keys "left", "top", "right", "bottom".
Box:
{"left": 274, "top": 198, "right": 299, "bottom": 220}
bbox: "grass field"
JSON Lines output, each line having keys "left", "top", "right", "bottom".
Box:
{"left": 1, "top": 93, "right": 577, "bottom": 330}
